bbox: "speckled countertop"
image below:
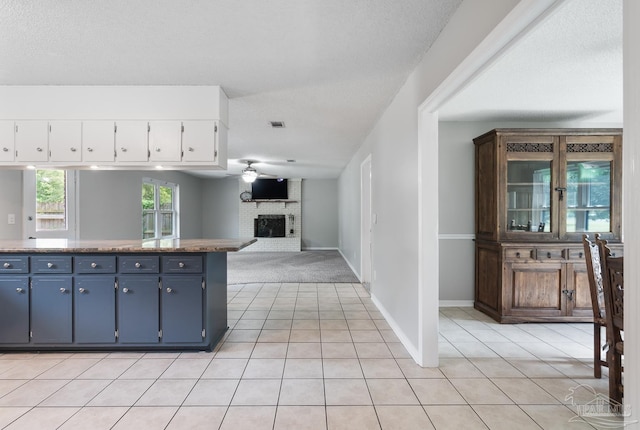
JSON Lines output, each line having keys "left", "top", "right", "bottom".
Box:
{"left": 0, "top": 238, "right": 257, "bottom": 253}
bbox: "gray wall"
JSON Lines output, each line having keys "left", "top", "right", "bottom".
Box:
{"left": 301, "top": 179, "right": 338, "bottom": 249}
{"left": 201, "top": 177, "right": 340, "bottom": 248}
{"left": 78, "top": 170, "right": 204, "bottom": 240}
{"left": 202, "top": 177, "right": 239, "bottom": 239}
{"left": 0, "top": 170, "right": 23, "bottom": 239}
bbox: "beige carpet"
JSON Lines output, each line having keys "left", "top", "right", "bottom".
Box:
{"left": 227, "top": 250, "right": 359, "bottom": 284}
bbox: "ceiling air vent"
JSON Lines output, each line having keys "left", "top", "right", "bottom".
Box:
{"left": 269, "top": 121, "right": 285, "bottom": 128}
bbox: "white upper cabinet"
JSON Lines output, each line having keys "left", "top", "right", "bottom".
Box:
{"left": 148, "top": 121, "right": 182, "bottom": 162}
{"left": 0, "top": 121, "right": 14, "bottom": 162}
{"left": 49, "top": 121, "right": 82, "bottom": 162}
{"left": 181, "top": 121, "right": 219, "bottom": 162}
{"left": 82, "top": 121, "right": 115, "bottom": 162}
{"left": 115, "top": 121, "right": 149, "bottom": 162}
{"left": 15, "top": 121, "right": 49, "bottom": 162}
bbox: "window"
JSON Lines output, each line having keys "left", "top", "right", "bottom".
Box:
{"left": 142, "top": 178, "right": 179, "bottom": 239}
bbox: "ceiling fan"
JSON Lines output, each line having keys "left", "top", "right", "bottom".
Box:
{"left": 236, "top": 160, "right": 280, "bottom": 183}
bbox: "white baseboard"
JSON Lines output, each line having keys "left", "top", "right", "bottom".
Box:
{"left": 301, "top": 247, "right": 339, "bottom": 251}
{"left": 439, "top": 300, "right": 474, "bottom": 307}
{"left": 370, "top": 293, "right": 421, "bottom": 364}
{"left": 338, "top": 249, "right": 362, "bottom": 282}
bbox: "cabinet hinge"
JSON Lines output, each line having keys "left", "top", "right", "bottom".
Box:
{"left": 115, "top": 280, "right": 118, "bottom": 290}
{"left": 30, "top": 281, "right": 33, "bottom": 289}
{"left": 15, "top": 124, "right": 18, "bottom": 133}
{"left": 214, "top": 124, "right": 218, "bottom": 133}
{"left": 115, "top": 330, "right": 119, "bottom": 339}
{"left": 30, "top": 331, "right": 33, "bottom": 338}
{"left": 148, "top": 123, "right": 151, "bottom": 132}
{"left": 181, "top": 123, "right": 184, "bottom": 133}
{"left": 159, "top": 280, "right": 162, "bottom": 290}
{"left": 201, "top": 329, "right": 205, "bottom": 338}
{"left": 202, "top": 280, "right": 205, "bottom": 290}
{"left": 158, "top": 330, "right": 163, "bottom": 339}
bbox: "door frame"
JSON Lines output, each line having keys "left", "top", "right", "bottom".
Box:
{"left": 360, "top": 154, "right": 372, "bottom": 288}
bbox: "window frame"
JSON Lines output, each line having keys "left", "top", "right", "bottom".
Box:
{"left": 142, "top": 177, "right": 179, "bottom": 240}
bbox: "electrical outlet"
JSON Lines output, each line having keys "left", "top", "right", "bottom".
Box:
{"left": 7, "top": 214, "right": 15, "bottom": 225}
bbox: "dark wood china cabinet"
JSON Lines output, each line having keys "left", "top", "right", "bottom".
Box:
{"left": 474, "top": 129, "right": 622, "bottom": 323}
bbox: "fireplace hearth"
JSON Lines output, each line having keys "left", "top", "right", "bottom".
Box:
{"left": 254, "top": 214, "right": 286, "bottom": 238}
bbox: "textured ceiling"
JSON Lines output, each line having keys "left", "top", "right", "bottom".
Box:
{"left": 0, "top": 0, "right": 622, "bottom": 179}
{"left": 0, "top": 0, "right": 462, "bottom": 178}
{"left": 439, "top": 0, "right": 622, "bottom": 123}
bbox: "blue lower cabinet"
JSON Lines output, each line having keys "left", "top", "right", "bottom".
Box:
{"left": 75, "top": 276, "right": 116, "bottom": 343}
{"left": 0, "top": 277, "right": 29, "bottom": 344}
{"left": 31, "top": 277, "right": 73, "bottom": 343}
{"left": 161, "top": 275, "right": 204, "bottom": 343}
{"left": 117, "top": 276, "right": 160, "bottom": 343}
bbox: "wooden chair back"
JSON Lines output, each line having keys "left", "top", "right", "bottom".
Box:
{"left": 582, "top": 234, "right": 606, "bottom": 321}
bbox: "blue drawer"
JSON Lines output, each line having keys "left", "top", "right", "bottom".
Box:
{"left": 75, "top": 255, "right": 116, "bottom": 273}
{"left": 0, "top": 256, "right": 29, "bottom": 274}
{"left": 32, "top": 256, "right": 72, "bottom": 273}
{"left": 161, "top": 256, "right": 203, "bottom": 273}
{"left": 119, "top": 256, "right": 159, "bottom": 273}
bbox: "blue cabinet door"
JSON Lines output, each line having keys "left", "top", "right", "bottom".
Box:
{"left": 161, "top": 275, "right": 203, "bottom": 343}
{"left": 0, "top": 277, "right": 29, "bottom": 343}
{"left": 117, "top": 276, "right": 159, "bottom": 343}
{"left": 75, "top": 276, "right": 116, "bottom": 343}
{"left": 31, "top": 277, "right": 73, "bottom": 343}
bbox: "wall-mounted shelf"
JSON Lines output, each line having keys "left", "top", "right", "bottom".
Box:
{"left": 242, "top": 200, "right": 298, "bottom": 208}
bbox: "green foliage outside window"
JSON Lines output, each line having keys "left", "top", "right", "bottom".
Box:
{"left": 36, "top": 170, "right": 65, "bottom": 204}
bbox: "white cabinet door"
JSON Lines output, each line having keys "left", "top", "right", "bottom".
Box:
{"left": 148, "top": 121, "right": 182, "bottom": 162}
{"left": 82, "top": 121, "right": 115, "bottom": 162}
{"left": 115, "top": 121, "right": 149, "bottom": 162}
{"left": 181, "top": 121, "right": 218, "bottom": 162}
{"left": 49, "top": 121, "right": 82, "bottom": 162}
{"left": 0, "top": 121, "right": 14, "bottom": 162}
{"left": 15, "top": 121, "right": 49, "bottom": 162}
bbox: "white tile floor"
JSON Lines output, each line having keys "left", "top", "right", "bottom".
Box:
{"left": 0, "top": 282, "right": 623, "bottom": 429}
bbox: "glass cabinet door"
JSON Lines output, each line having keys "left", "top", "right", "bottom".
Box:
{"left": 506, "top": 161, "right": 552, "bottom": 233}
{"left": 565, "top": 160, "right": 611, "bottom": 233}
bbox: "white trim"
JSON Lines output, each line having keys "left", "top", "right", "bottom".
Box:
{"left": 360, "top": 154, "right": 373, "bottom": 288}
{"left": 417, "top": 0, "right": 567, "bottom": 368}
{"left": 623, "top": 0, "right": 639, "bottom": 423}
{"left": 301, "top": 247, "right": 339, "bottom": 251}
{"left": 439, "top": 300, "right": 474, "bottom": 308}
{"left": 338, "top": 248, "right": 362, "bottom": 282}
{"left": 371, "top": 293, "right": 420, "bottom": 359}
{"left": 438, "top": 233, "right": 475, "bottom": 240}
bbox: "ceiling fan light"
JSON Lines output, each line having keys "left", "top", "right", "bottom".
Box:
{"left": 242, "top": 167, "right": 258, "bottom": 183}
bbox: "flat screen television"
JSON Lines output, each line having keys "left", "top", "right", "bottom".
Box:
{"left": 251, "top": 178, "right": 288, "bottom": 200}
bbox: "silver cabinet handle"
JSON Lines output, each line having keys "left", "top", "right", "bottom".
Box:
{"left": 91, "top": 262, "right": 97, "bottom": 268}
{"left": 87, "top": 147, "right": 94, "bottom": 152}
{"left": 36, "top": 147, "right": 43, "bottom": 152}
{"left": 166, "top": 288, "right": 173, "bottom": 293}
{"left": 121, "top": 147, "right": 127, "bottom": 152}
{"left": 178, "top": 262, "right": 185, "bottom": 268}
{"left": 70, "top": 147, "right": 77, "bottom": 152}
{"left": 155, "top": 147, "right": 161, "bottom": 152}
{"left": 16, "top": 287, "right": 23, "bottom": 293}
{"left": 59, "top": 288, "right": 66, "bottom": 293}
{"left": 47, "top": 262, "right": 54, "bottom": 268}
{"left": 3, "top": 262, "right": 10, "bottom": 268}
{"left": 188, "top": 147, "right": 194, "bottom": 152}
{"left": 2, "top": 147, "right": 8, "bottom": 152}
{"left": 134, "top": 262, "right": 141, "bottom": 268}
{"left": 122, "top": 287, "right": 129, "bottom": 293}
{"left": 78, "top": 288, "right": 86, "bottom": 293}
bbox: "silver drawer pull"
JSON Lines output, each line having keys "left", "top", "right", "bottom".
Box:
{"left": 166, "top": 288, "right": 173, "bottom": 293}
{"left": 91, "top": 262, "right": 97, "bottom": 268}
{"left": 36, "top": 147, "right": 43, "bottom": 152}
{"left": 59, "top": 288, "right": 66, "bottom": 293}
{"left": 70, "top": 147, "right": 77, "bottom": 152}
{"left": 122, "top": 287, "right": 129, "bottom": 293}
{"left": 134, "top": 262, "right": 141, "bottom": 268}
{"left": 47, "top": 262, "right": 54, "bottom": 268}
{"left": 78, "top": 288, "right": 86, "bottom": 293}
{"left": 87, "top": 147, "right": 94, "bottom": 152}
{"left": 3, "top": 262, "right": 10, "bottom": 268}
{"left": 188, "top": 147, "right": 194, "bottom": 152}
{"left": 155, "top": 147, "right": 161, "bottom": 152}
{"left": 121, "top": 147, "right": 127, "bottom": 152}
{"left": 2, "top": 147, "right": 8, "bottom": 152}
{"left": 178, "top": 262, "right": 185, "bottom": 268}
{"left": 515, "top": 252, "right": 520, "bottom": 258}
{"left": 16, "top": 287, "right": 23, "bottom": 293}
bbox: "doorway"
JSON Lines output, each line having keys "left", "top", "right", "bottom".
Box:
{"left": 361, "top": 155, "right": 372, "bottom": 290}
{"left": 23, "top": 169, "right": 78, "bottom": 240}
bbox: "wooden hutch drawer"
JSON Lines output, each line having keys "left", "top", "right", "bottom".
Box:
{"left": 504, "top": 248, "right": 535, "bottom": 261}
{"left": 535, "top": 248, "right": 564, "bottom": 261}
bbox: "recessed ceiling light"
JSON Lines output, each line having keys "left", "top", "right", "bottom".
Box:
{"left": 269, "top": 121, "right": 285, "bottom": 128}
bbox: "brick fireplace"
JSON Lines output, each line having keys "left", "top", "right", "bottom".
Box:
{"left": 238, "top": 178, "right": 301, "bottom": 251}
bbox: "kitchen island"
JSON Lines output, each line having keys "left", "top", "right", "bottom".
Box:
{"left": 0, "top": 238, "right": 256, "bottom": 352}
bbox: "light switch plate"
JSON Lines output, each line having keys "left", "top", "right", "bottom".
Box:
{"left": 8, "top": 214, "right": 15, "bottom": 225}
